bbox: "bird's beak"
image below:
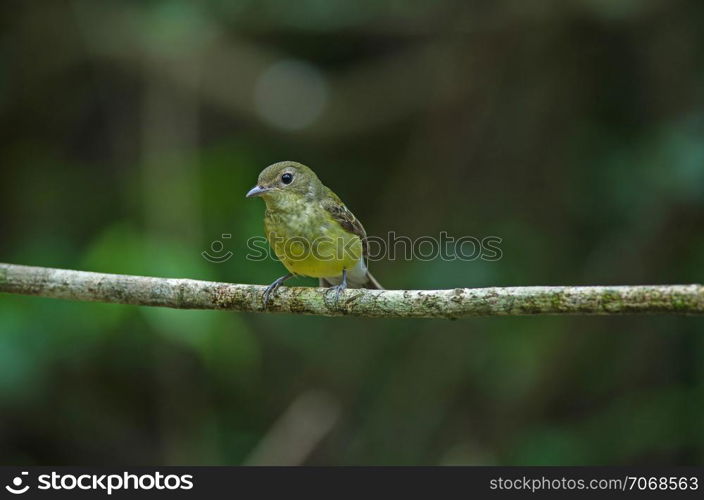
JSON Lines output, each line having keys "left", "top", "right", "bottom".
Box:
{"left": 246, "top": 185, "right": 269, "bottom": 198}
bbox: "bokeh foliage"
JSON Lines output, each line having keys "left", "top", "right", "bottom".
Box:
{"left": 1, "top": 0, "right": 703, "bottom": 464}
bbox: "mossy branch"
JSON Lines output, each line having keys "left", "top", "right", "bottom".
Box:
{"left": 0, "top": 263, "right": 702, "bottom": 319}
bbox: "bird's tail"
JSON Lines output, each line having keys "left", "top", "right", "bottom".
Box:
{"left": 363, "top": 271, "right": 384, "bottom": 290}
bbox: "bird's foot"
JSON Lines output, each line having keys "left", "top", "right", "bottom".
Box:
{"left": 263, "top": 273, "right": 293, "bottom": 307}
{"left": 325, "top": 269, "right": 348, "bottom": 306}
{"left": 327, "top": 282, "right": 347, "bottom": 304}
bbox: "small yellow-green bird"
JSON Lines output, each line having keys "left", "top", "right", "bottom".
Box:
{"left": 246, "top": 161, "right": 383, "bottom": 304}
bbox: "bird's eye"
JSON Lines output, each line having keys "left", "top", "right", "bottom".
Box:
{"left": 281, "top": 173, "right": 293, "bottom": 185}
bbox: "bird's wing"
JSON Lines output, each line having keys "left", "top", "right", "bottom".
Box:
{"left": 320, "top": 188, "right": 368, "bottom": 258}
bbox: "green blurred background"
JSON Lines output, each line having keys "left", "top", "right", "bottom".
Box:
{"left": 1, "top": 0, "right": 703, "bottom": 465}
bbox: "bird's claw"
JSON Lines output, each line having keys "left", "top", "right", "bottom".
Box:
{"left": 262, "top": 274, "right": 293, "bottom": 307}
{"left": 324, "top": 269, "right": 348, "bottom": 306}
{"left": 326, "top": 283, "right": 347, "bottom": 305}
{"left": 262, "top": 283, "right": 279, "bottom": 307}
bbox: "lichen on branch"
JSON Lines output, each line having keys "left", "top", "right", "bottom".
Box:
{"left": 1, "top": 263, "right": 702, "bottom": 319}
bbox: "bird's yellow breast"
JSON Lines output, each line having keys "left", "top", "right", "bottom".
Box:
{"left": 264, "top": 202, "right": 362, "bottom": 278}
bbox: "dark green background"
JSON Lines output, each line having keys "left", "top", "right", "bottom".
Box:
{"left": 1, "top": 0, "right": 703, "bottom": 465}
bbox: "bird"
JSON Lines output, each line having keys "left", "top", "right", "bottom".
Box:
{"left": 246, "top": 161, "right": 383, "bottom": 305}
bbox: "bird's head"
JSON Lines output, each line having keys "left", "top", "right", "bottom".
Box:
{"left": 246, "top": 161, "right": 323, "bottom": 202}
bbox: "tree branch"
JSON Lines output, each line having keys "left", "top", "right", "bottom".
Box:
{"left": 1, "top": 263, "right": 702, "bottom": 319}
